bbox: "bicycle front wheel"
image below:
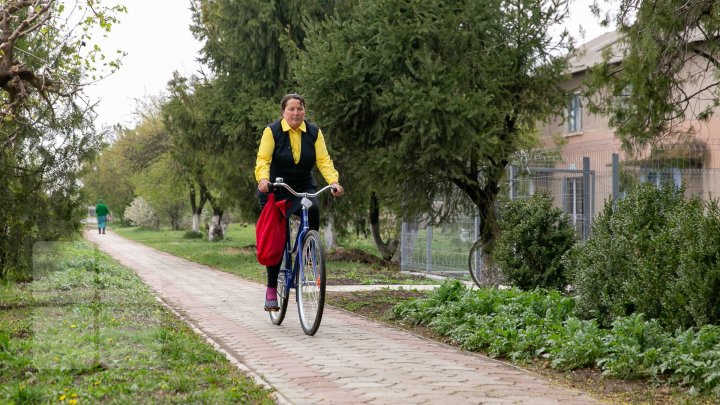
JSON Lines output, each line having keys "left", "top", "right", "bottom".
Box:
{"left": 297, "top": 230, "right": 326, "bottom": 336}
{"left": 468, "top": 238, "right": 498, "bottom": 288}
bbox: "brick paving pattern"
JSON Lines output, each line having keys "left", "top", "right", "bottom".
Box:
{"left": 86, "top": 230, "right": 603, "bottom": 404}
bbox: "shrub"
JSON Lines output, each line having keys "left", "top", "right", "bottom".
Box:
{"left": 492, "top": 191, "right": 576, "bottom": 290}
{"left": 669, "top": 200, "right": 720, "bottom": 328}
{"left": 566, "top": 183, "right": 720, "bottom": 330}
{"left": 183, "top": 230, "right": 203, "bottom": 239}
{"left": 124, "top": 197, "right": 160, "bottom": 229}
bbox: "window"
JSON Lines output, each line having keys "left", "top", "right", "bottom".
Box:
{"left": 615, "top": 84, "right": 633, "bottom": 110}
{"left": 567, "top": 93, "right": 582, "bottom": 133}
{"left": 641, "top": 168, "right": 682, "bottom": 189}
{"left": 563, "top": 176, "right": 584, "bottom": 236}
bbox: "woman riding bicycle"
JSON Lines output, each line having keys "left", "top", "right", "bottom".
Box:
{"left": 255, "top": 93, "right": 344, "bottom": 311}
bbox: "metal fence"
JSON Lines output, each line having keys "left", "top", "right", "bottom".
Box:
{"left": 400, "top": 218, "right": 478, "bottom": 277}
{"left": 401, "top": 139, "right": 720, "bottom": 276}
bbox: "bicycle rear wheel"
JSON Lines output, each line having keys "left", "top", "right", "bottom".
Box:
{"left": 297, "top": 230, "right": 325, "bottom": 336}
{"left": 468, "top": 238, "right": 500, "bottom": 288}
{"left": 269, "top": 259, "right": 291, "bottom": 325}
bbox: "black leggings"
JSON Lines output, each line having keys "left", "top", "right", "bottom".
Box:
{"left": 266, "top": 204, "right": 319, "bottom": 288}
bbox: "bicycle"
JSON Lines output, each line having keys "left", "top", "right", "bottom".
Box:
{"left": 267, "top": 178, "right": 335, "bottom": 336}
{"left": 468, "top": 238, "right": 504, "bottom": 288}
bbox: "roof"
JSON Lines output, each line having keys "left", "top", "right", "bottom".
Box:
{"left": 568, "top": 27, "right": 714, "bottom": 75}
{"left": 568, "top": 31, "right": 623, "bottom": 74}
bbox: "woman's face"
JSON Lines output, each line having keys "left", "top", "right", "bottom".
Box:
{"left": 282, "top": 98, "right": 305, "bottom": 129}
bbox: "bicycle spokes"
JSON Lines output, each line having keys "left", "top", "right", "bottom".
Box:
{"left": 297, "top": 230, "right": 325, "bottom": 336}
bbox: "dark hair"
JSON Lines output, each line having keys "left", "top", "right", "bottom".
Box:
{"left": 280, "top": 93, "right": 305, "bottom": 113}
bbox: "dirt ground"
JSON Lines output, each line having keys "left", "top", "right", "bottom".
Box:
{"left": 326, "top": 247, "right": 388, "bottom": 265}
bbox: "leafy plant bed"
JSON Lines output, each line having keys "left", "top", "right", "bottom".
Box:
{"left": 328, "top": 288, "right": 718, "bottom": 404}
{"left": 389, "top": 281, "right": 720, "bottom": 403}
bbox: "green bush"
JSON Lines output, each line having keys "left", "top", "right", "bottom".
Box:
{"left": 492, "top": 191, "right": 576, "bottom": 290}
{"left": 670, "top": 201, "right": 720, "bottom": 328}
{"left": 183, "top": 230, "right": 203, "bottom": 239}
{"left": 566, "top": 183, "right": 720, "bottom": 330}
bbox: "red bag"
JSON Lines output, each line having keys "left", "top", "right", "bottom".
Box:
{"left": 256, "top": 193, "right": 289, "bottom": 265}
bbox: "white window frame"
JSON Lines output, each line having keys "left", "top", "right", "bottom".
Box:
{"left": 563, "top": 176, "right": 584, "bottom": 234}
{"left": 640, "top": 168, "right": 682, "bottom": 189}
{"left": 567, "top": 93, "right": 583, "bottom": 133}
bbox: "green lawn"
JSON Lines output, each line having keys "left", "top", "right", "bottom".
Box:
{"left": 0, "top": 240, "right": 273, "bottom": 404}
{"left": 112, "top": 224, "right": 438, "bottom": 286}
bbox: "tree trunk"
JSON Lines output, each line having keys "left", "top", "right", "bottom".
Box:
{"left": 208, "top": 207, "right": 224, "bottom": 241}
{"left": 323, "top": 215, "right": 337, "bottom": 251}
{"left": 369, "top": 192, "right": 399, "bottom": 261}
{"left": 188, "top": 181, "right": 208, "bottom": 235}
{"left": 170, "top": 213, "right": 180, "bottom": 231}
{"left": 452, "top": 155, "right": 507, "bottom": 257}
{"left": 192, "top": 213, "right": 201, "bottom": 234}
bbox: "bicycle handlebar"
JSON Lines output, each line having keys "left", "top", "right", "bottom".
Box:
{"left": 271, "top": 178, "right": 336, "bottom": 198}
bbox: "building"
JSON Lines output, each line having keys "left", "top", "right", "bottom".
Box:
{"left": 521, "top": 31, "right": 720, "bottom": 236}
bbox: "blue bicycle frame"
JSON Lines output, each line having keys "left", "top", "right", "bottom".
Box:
{"left": 279, "top": 198, "right": 312, "bottom": 297}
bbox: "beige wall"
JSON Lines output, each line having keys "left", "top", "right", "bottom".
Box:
{"left": 534, "top": 62, "right": 720, "bottom": 215}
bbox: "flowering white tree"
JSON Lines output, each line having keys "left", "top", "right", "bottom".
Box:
{"left": 124, "top": 197, "right": 160, "bottom": 229}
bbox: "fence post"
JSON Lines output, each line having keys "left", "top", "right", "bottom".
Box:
{"left": 401, "top": 222, "right": 407, "bottom": 272}
{"left": 612, "top": 153, "right": 620, "bottom": 204}
{"left": 583, "top": 156, "right": 591, "bottom": 240}
{"left": 474, "top": 215, "right": 480, "bottom": 241}
{"left": 426, "top": 225, "right": 433, "bottom": 274}
{"left": 509, "top": 165, "right": 517, "bottom": 200}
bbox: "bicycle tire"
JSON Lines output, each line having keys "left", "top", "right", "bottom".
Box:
{"left": 467, "top": 238, "right": 497, "bottom": 288}
{"left": 269, "top": 255, "right": 291, "bottom": 325}
{"left": 297, "top": 230, "right": 326, "bottom": 336}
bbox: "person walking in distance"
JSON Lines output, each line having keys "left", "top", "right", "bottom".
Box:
{"left": 95, "top": 199, "right": 110, "bottom": 234}
{"left": 255, "top": 93, "right": 345, "bottom": 311}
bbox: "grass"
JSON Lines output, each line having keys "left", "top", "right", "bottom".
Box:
{"left": 112, "top": 224, "right": 438, "bottom": 286}
{"left": 0, "top": 240, "right": 274, "bottom": 404}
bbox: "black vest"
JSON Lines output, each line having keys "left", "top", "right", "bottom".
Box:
{"left": 269, "top": 119, "right": 319, "bottom": 192}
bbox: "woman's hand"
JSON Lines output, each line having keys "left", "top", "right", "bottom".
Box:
{"left": 331, "top": 182, "right": 344, "bottom": 197}
{"left": 258, "top": 179, "right": 270, "bottom": 193}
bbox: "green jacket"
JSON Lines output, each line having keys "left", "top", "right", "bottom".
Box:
{"left": 96, "top": 203, "right": 109, "bottom": 217}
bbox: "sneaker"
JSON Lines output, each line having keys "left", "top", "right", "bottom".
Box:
{"left": 264, "top": 299, "right": 279, "bottom": 312}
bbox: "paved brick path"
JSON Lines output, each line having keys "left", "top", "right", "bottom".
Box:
{"left": 86, "top": 230, "right": 602, "bottom": 405}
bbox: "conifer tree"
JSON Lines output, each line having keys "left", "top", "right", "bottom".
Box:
{"left": 297, "top": 0, "right": 573, "bottom": 250}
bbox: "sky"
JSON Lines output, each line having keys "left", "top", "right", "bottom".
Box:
{"left": 83, "top": 0, "right": 614, "bottom": 130}
{"left": 83, "top": 0, "right": 205, "bottom": 129}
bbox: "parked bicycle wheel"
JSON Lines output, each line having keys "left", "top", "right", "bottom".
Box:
{"left": 297, "top": 230, "right": 326, "bottom": 336}
{"left": 467, "top": 239, "right": 502, "bottom": 288}
{"left": 269, "top": 256, "right": 291, "bottom": 325}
